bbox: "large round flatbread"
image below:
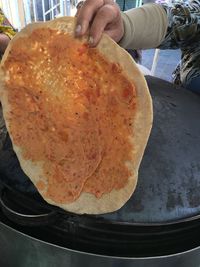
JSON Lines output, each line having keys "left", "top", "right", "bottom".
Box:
{"left": 0, "top": 17, "right": 153, "bottom": 214}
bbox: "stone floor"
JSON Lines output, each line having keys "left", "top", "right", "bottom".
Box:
{"left": 142, "top": 49, "right": 181, "bottom": 82}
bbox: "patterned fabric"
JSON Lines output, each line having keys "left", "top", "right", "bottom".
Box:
{"left": 159, "top": 1, "right": 200, "bottom": 91}
{"left": 0, "top": 9, "right": 15, "bottom": 39}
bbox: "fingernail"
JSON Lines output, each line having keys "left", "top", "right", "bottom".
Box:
{"left": 88, "top": 36, "right": 94, "bottom": 45}
{"left": 75, "top": 24, "right": 82, "bottom": 35}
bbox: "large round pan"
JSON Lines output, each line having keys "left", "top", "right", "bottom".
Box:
{"left": 0, "top": 76, "right": 200, "bottom": 228}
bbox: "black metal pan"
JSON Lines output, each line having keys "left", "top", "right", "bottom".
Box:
{"left": 0, "top": 75, "right": 200, "bottom": 229}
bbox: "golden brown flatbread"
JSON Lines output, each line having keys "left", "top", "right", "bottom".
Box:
{"left": 0, "top": 17, "right": 153, "bottom": 214}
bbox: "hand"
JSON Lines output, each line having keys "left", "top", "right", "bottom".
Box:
{"left": 75, "top": 0, "right": 124, "bottom": 47}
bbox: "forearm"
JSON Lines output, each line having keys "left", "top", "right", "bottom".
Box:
{"left": 119, "top": 4, "right": 168, "bottom": 49}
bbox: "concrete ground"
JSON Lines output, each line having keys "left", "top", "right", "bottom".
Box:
{"left": 142, "top": 49, "right": 181, "bottom": 82}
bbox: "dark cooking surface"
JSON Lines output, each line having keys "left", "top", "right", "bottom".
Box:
{"left": 0, "top": 76, "right": 200, "bottom": 224}
{"left": 101, "top": 76, "right": 200, "bottom": 223}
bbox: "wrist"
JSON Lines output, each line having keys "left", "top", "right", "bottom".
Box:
{"left": 117, "top": 12, "right": 131, "bottom": 48}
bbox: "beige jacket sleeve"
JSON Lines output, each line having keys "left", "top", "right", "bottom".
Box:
{"left": 119, "top": 4, "right": 168, "bottom": 49}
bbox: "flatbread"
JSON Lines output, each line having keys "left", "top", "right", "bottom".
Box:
{"left": 0, "top": 17, "right": 153, "bottom": 214}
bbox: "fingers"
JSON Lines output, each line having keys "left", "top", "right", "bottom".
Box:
{"left": 89, "top": 4, "right": 119, "bottom": 46}
{"left": 75, "top": 0, "right": 123, "bottom": 47}
{"left": 75, "top": 1, "right": 84, "bottom": 18}
{"left": 104, "top": 26, "right": 124, "bottom": 44}
{"left": 75, "top": 0, "right": 104, "bottom": 36}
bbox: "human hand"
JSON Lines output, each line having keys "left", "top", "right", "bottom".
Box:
{"left": 75, "top": 0, "right": 124, "bottom": 47}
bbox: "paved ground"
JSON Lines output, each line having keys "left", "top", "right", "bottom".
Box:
{"left": 142, "top": 49, "right": 181, "bottom": 82}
